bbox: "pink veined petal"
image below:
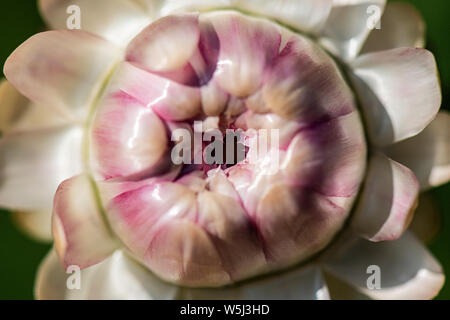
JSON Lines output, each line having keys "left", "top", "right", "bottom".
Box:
{"left": 4, "top": 30, "right": 121, "bottom": 121}
{"left": 0, "top": 80, "right": 68, "bottom": 135}
{"left": 262, "top": 35, "right": 356, "bottom": 123}
{"left": 383, "top": 111, "right": 450, "bottom": 191}
{"left": 53, "top": 174, "right": 118, "bottom": 269}
{"left": 323, "top": 231, "right": 444, "bottom": 300}
{"left": 318, "top": 0, "right": 386, "bottom": 62}
{"left": 126, "top": 14, "right": 200, "bottom": 73}
{"left": 0, "top": 125, "right": 83, "bottom": 211}
{"left": 205, "top": 11, "right": 282, "bottom": 98}
{"left": 350, "top": 47, "right": 442, "bottom": 147}
{"left": 350, "top": 153, "right": 419, "bottom": 242}
{"left": 235, "top": 0, "right": 333, "bottom": 34}
{"left": 106, "top": 182, "right": 235, "bottom": 287}
{"left": 361, "top": 1, "right": 425, "bottom": 54}
{"left": 90, "top": 90, "right": 169, "bottom": 181}
{"left": 112, "top": 62, "right": 201, "bottom": 121}
{"left": 39, "top": 0, "right": 151, "bottom": 46}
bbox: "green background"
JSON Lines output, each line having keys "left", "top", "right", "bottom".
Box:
{"left": 0, "top": 0, "right": 449, "bottom": 299}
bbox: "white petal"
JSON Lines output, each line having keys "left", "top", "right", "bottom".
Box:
{"left": 53, "top": 174, "right": 118, "bottom": 269}
{"left": 319, "top": 0, "right": 386, "bottom": 61}
{"left": 12, "top": 210, "right": 52, "bottom": 242}
{"left": 234, "top": 0, "right": 333, "bottom": 34}
{"left": 351, "top": 153, "right": 419, "bottom": 242}
{"left": 0, "top": 80, "right": 67, "bottom": 135}
{"left": 39, "top": 0, "right": 151, "bottom": 46}
{"left": 323, "top": 231, "right": 444, "bottom": 300}
{"left": 361, "top": 2, "right": 425, "bottom": 54}
{"left": 383, "top": 111, "right": 450, "bottom": 190}
{"left": 36, "top": 248, "right": 328, "bottom": 300}
{"left": 4, "top": 30, "right": 121, "bottom": 121}
{"left": 350, "top": 48, "right": 441, "bottom": 146}
{"left": 0, "top": 125, "right": 83, "bottom": 211}
{"left": 35, "top": 249, "right": 180, "bottom": 300}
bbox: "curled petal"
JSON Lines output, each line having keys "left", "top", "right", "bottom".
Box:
{"left": 206, "top": 11, "right": 281, "bottom": 97}
{"left": 319, "top": 0, "right": 386, "bottom": 61}
{"left": 90, "top": 90, "right": 168, "bottom": 181}
{"left": 383, "top": 111, "right": 450, "bottom": 190}
{"left": 350, "top": 47, "right": 441, "bottom": 146}
{"left": 361, "top": 2, "right": 425, "bottom": 54}
{"left": 53, "top": 174, "right": 118, "bottom": 269}
{"left": 0, "top": 125, "right": 83, "bottom": 211}
{"left": 39, "top": 0, "right": 150, "bottom": 46}
{"left": 4, "top": 30, "right": 121, "bottom": 121}
{"left": 323, "top": 231, "right": 444, "bottom": 300}
{"left": 351, "top": 153, "right": 419, "bottom": 242}
{"left": 235, "top": 0, "right": 333, "bottom": 34}
{"left": 112, "top": 62, "right": 201, "bottom": 121}
{"left": 126, "top": 14, "right": 200, "bottom": 72}
{"left": 263, "top": 35, "right": 355, "bottom": 123}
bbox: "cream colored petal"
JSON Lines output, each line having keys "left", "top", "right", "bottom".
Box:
{"left": 319, "top": 0, "right": 386, "bottom": 61}
{"left": 234, "top": 0, "right": 333, "bottom": 34}
{"left": 383, "top": 111, "right": 450, "bottom": 190}
{"left": 323, "top": 231, "right": 444, "bottom": 300}
{"left": 0, "top": 79, "right": 67, "bottom": 135}
{"left": 12, "top": 210, "right": 52, "bottom": 242}
{"left": 4, "top": 30, "right": 121, "bottom": 122}
{"left": 39, "top": 0, "right": 151, "bottom": 46}
{"left": 409, "top": 193, "right": 441, "bottom": 244}
{"left": 350, "top": 48, "right": 441, "bottom": 146}
{"left": 361, "top": 2, "right": 425, "bottom": 54}
{"left": 0, "top": 125, "right": 83, "bottom": 211}
{"left": 53, "top": 174, "right": 118, "bottom": 270}
{"left": 351, "top": 153, "right": 419, "bottom": 242}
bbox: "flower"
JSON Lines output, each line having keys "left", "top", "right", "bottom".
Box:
{"left": 1, "top": 0, "right": 449, "bottom": 299}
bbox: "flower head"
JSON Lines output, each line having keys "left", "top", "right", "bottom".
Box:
{"left": 1, "top": 0, "right": 448, "bottom": 299}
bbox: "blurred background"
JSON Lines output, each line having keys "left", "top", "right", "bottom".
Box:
{"left": 0, "top": 0, "right": 449, "bottom": 299}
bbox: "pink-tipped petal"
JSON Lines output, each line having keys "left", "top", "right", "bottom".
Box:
{"left": 319, "top": 0, "right": 386, "bottom": 61}
{"left": 206, "top": 11, "right": 281, "bottom": 97}
{"left": 263, "top": 35, "right": 355, "bottom": 123}
{"left": 351, "top": 153, "right": 419, "bottom": 242}
{"left": 0, "top": 125, "right": 83, "bottom": 211}
{"left": 53, "top": 174, "right": 118, "bottom": 269}
{"left": 4, "top": 30, "right": 121, "bottom": 121}
{"left": 350, "top": 48, "right": 441, "bottom": 146}
{"left": 90, "top": 90, "right": 169, "bottom": 181}
{"left": 112, "top": 62, "right": 201, "bottom": 121}
{"left": 126, "top": 14, "right": 200, "bottom": 73}
{"left": 39, "top": 0, "right": 150, "bottom": 46}
{"left": 323, "top": 231, "right": 444, "bottom": 300}
{"left": 361, "top": 2, "right": 425, "bottom": 54}
{"left": 235, "top": 0, "right": 333, "bottom": 34}
{"left": 384, "top": 111, "right": 450, "bottom": 190}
